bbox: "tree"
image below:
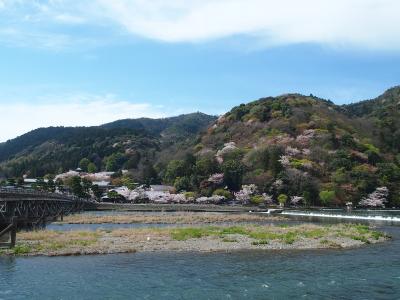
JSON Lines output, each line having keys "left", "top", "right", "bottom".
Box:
{"left": 269, "top": 146, "right": 284, "bottom": 177}
{"left": 105, "top": 155, "right": 117, "bottom": 172}
{"left": 261, "top": 148, "right": 270, "bottom": 171}
{"left": 79, "top": 158, "right": 91, "bottom": 172}
{"left": 183, "top": 153, "right": 196, "bottom": 169}
{"left": 222, "top": 159, "right": 244, "bottom": 191}
{"left": 234, "top": 184, "right": 257, "bottom": 204}
{"left": 81, "top": 178, "right": 92, "bottom": 196}
{"left": 290, "top": 196, "right": 303, "bottom": 206}
{"left": 250, "top": 195, "right": 264, "bottom": 206}
{"left": 34, "top": 178, "right": 47, "bottom": 191}
{"left": 107, "top": 190, "right": 126, "bottom": 203}
{"left": 55, "top": 178, "right": 65, "bottom": 192}
{"left": 142, "top": 162, "right": 159, "bottom": 185}
{"left": 174, "top": 176, "right": 191, "bottom": 192}
{"left": 213, "top": 188, "right": 231, "bottom": 199}
{"left": 319, "top": 190, "right": 335, "bottom": 206}
{"left": 47, "top": 178, "right": 56, "bottom": 193}
{"left": 164, "top": 160, "right": 186, "bottom": 184}
{"left": 195, "top": 156, "right": 218, "bottom": 177}
{"left": 359, "top": 187, "right": 389, "bottom": 207}
{"left": 68, "top": 176, "right": 85, "bottom": 198}
{"left": 278, "top": 194, "right": 288, "bottom": 207}
{"left": 91, "top": 184, "right": 103, "bottom": 200}
{"left": 87, "top": 162, "right": 97, "bottom": 173}
{"left": 121, "top": 174, "right": 137, "bottom": 190}
{"left": 105, "top": 153, "right": 127, "bottom": 172}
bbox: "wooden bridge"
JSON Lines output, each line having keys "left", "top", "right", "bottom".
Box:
{"left": 0, "top": 188, "right": 95, "bottom": 248}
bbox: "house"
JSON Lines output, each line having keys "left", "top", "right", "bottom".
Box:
{"left": 23, "top": 178, "right": 49, "bottom": 189}
{"left": 150, "top": 185, "right": 174, "bottom": 193}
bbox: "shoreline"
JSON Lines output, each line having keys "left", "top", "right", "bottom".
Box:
{"left": 91, "top": 203, "right": 268, "bottom": 212}
{"left": 0, "top": 223, "right": 389, "bottom": 257}
{"left": 57, "top": 211, "right": 285, "bottom": 225}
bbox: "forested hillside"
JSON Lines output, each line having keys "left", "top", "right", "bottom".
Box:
{"left": 1, "top": 87, "right": 400, "bottom": 206}
{"left": 160, "top": 87, "right": 400, "bottom": 207}
{"left": 0, "top": 113, "right": 216, "bottom": 180}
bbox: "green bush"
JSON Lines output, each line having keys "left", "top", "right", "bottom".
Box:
{"left": 319, "top": 190, "right": 335, "bottom": 206}
{"left": 213, "top": 189, "right": 231, "bottom": 199}
{"left": 184, "top": 192, "right": 196, "bottom": 199}
{"left": 250, "top": 195, "right": 264, "bottom": 205}
{"left": 174, "top": 176, "right": 191, "bottom": 192}
{"left": 12, "top": 244, "right": 32, "bottom": 255}
{"left": 278, "top": 194, "right": 288, "bottom": 206}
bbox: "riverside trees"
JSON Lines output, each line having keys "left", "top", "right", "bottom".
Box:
{"left": 359, "top": 187, "right": 389, "bottom": 207}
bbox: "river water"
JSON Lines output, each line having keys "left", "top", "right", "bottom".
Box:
{"left": 1, "top": 211, "right": 400, "bottom": 299}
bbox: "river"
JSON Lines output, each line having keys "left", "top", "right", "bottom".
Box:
{"left": 1, "top": 210, "right": 400, "bottom": 299}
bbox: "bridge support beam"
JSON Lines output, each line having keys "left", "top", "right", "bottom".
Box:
{"left": 0, "top": 219, "right": 17, "bottom": 249}
{"left": 10, "top": 219, "right": 17, "bottom": 248}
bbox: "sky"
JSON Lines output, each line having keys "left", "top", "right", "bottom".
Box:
{"left": 0, "top": 0, "right": 400, "bottom": 142}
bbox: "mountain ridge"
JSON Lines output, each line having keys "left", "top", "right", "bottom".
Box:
{"left": 1, "top": 87, "right": 400, "bottom": 206}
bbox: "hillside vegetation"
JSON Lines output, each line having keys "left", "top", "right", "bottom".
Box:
{"left": 0, "top": 113, "right": 216, "bottom": 181}
{"left": 1, "top": 87, "right": 400, "bottom": 207}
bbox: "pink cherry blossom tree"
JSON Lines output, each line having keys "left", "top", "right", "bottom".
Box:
{"left": 359, "top": 187, "right": 389, "bottom": 207}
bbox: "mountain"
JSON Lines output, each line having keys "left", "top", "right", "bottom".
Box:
{"left": 342, "top": 86, "right": 400, "bottom": 152}
{"left": 193, "top": 87, "right": 400, "bottom": 206}
{"left": 0, "top": 113, "right": 217, "bottom": 179}
{"left": 1, "top": 87, "right": 400, "bottom": 207}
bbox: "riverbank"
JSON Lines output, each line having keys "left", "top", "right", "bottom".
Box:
{"left": 92, "top": 203, "right": 267, "bottom": 212}
{"left": 0, "top": 223, "right": 389, "bottom": 256}
{"left": 57, "top": 211, "right": 284, "bottom": 224}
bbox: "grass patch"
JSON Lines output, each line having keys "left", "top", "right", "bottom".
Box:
{"left": 302, "top": 229, "right": 325, "bottom": 239}
{"left": 350, "top": 235, "right": 370, "bottom": 244}
{"left": 222, "top": 237, "right": 238, "bottom": 243}
{"left": 220, "top": 226, "right": 249, "bottom": 235}
{"left": 248, "top": 231, "right": 281, "bottom": 240}
{"left": 277, "top": 224, "right": 289, "bottom": 228}
{"left": 283, "top": 232, "right": 297, "bottom": 244}
{"left": 354, "top": 224, "right": 370, "bottom": 234}
{"left": 171, "top": 227, "right": 216, "bottom": 241}
{"left": 252, "top": 240, "right": 269, "bottom": 245}
{"left": 12, "top": 244, "right": 32, "bottom": 255}
{"left": 170, "top": 224, "right": 378, "bottom": 246}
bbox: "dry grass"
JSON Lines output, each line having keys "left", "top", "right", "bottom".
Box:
{"left": 59, "top": 212, "right": 281, "bottom": 225}
{"left": 0, "top": 223, "right": 389, "bottom": 256}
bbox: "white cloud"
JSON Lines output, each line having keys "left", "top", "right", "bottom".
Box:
{"left": 0, "top": 94, "right": 167, "bottom": 142}
{"left": 95, "top": 0, "right": 400, "bottom": 50}
{"left": 54, "top": 14, "right": 85, "bottom": 25}
{"left": 1, "top": 0, "right": 400, "bottom": 50}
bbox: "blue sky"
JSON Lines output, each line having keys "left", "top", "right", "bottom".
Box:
{"left": 0, "top": 0, "right": 400, "bottom": 141}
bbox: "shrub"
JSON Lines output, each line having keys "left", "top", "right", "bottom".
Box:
{"left": 319, "top": 190, "right": 335, "bottom": 206}
{"left": 278, "top": 194, "right": 288, "bottom": 206}
{"left": 12, "top": 244, "right": 32, "bottom": 255}
{"left": 213, "top": 189, "right": 232, "bottom": 199}
{"left": 250, "top": 195, "right": 264, "bottom": 205}
{"left": 184, "top": 192, "right": 196, "bottom": 199}
{"left": 222, "top": 159, "right": 244, "bottom": 191}
{"left": 174, "top": 176, "right": 191, "bottom": 192}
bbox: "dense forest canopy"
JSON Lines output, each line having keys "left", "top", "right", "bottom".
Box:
{"left": 1, "top": 87, "right": 400, "bottom": 207}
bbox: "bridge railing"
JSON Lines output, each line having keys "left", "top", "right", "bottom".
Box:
{"left": 0, "top": 188, "right": 97, "bottom": 203}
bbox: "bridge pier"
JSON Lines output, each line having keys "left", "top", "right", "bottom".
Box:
{"left": 0, "top": 218, "right": 17, "bottom": 248}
